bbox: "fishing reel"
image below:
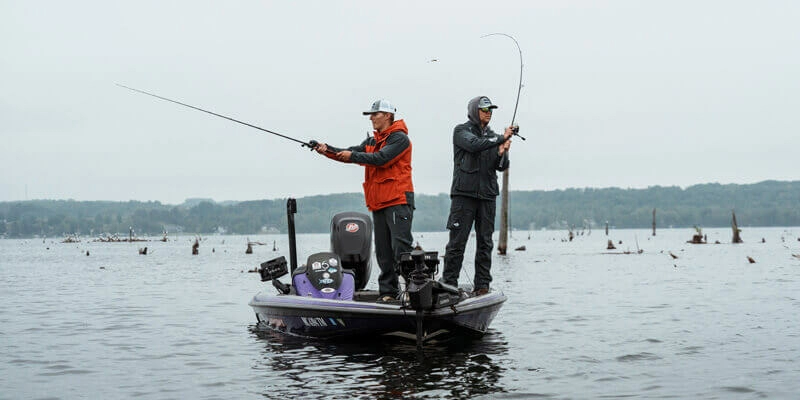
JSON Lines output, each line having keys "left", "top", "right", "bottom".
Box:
{"left": 511, "top": 125, "right": 526, "bottom": 140}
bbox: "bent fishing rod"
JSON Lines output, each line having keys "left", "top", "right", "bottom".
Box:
{"left": 116, "top": 83, "right": 328, "bottom": 151}
{"left": 480, "top": 33, "right": 526, "bottom": 140}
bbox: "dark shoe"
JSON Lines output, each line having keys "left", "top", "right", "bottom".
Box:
{"left": 472, "top": 288, "right": 490, "bottom": 297}
{"left": 376, "top": 295, "right": 398, "bottom": 304}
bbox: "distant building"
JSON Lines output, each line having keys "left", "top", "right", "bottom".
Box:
{"left": 260, "top": 226, "right": 280, "bottom": 234}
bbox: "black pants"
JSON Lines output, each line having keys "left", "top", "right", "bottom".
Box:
{"left": 372, "top": 204, "right": 414, "bottom": 296}
{"left": 442, "top": 195, "right": 496, "bottom": 290}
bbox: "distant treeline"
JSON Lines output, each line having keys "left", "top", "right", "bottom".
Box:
{"left": 1, "top": 181, "right": 798, "bottom": 238}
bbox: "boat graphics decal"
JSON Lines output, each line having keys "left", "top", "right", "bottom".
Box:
{"left": 301, "top": 317, "right": 328, "bottom": 327}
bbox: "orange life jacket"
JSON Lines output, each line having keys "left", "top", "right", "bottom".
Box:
{"left": 362, "top": 120, "right": 413, "bottom": 211}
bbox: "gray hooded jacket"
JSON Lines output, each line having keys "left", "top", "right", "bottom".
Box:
{"left": 449, "top": 96, "right": 510, "bottom": 200}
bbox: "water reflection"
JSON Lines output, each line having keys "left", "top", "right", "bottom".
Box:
{"left": 250, "top": 326, "right": 509, "bottom": 399}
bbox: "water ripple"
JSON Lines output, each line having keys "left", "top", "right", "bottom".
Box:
{"left": 4, "top": 230, "right": 800, "bottom": 398}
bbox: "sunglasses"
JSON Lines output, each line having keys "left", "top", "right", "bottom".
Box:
{"left": 479, "top": 107, "right": 493, "bottom": 113}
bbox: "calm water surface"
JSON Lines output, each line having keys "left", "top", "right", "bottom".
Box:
{"left": 2, "top": 227, "right": 800, "bottom": 399}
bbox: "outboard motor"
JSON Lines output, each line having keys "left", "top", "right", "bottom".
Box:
{"left": 292, "top": 252, "right": 355, "bottom": 300}
{"left": 330, "top": 212, "right": 372, "bottom": 291}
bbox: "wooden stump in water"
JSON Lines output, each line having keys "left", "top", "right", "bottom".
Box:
{"left": 652, "top": 208, "right": 656, "bottom": 236}
{"left": 732, "top": 210, "right": 743, "bottom": 243}
{"left": 687, "top": 226, "right": 706, "bottom": 244}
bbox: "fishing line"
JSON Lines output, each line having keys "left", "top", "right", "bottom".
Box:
{"left": 116, "top": 83, "right": 323, "bottom": 150}
{"left": 480, "top": 33, "right": 527, "bottom": 140}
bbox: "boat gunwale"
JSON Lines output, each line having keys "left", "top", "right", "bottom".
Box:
{"left": 248, "top": 291, "right": 507, "bottom": 316}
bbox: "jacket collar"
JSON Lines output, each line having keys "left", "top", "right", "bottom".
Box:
{"left": 374, "top": 119, "right": 408, "bottom": 142}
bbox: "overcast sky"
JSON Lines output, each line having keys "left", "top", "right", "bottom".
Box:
{"left": 2, "top": 1, "right": 798, "bottom": 204}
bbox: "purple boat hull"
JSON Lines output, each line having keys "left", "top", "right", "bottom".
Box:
{"left": 249, "top": 290, "right": 506, "bottom": 341}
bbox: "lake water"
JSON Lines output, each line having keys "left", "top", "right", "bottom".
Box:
{"left": 2, "top": 227, "right": 800, "bottom": 399}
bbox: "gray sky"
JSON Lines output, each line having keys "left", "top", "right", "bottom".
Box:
{"left": 2, "top": 1, "right": 798, "bottom": 204}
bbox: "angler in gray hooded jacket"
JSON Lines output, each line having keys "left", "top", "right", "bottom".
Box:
{"left": 442, "top": 95, "right": 514, "bottom": 295}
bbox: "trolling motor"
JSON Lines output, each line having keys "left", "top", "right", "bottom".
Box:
{"left": 400, "top": 250, "right": 461, "bottom": 350}
{"left": 400, "top": 250, "right": 460, "bottom": 310}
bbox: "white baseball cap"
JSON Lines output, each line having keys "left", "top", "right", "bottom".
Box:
{"left": 362, "top": 99, "right": 396, "bottom": 115}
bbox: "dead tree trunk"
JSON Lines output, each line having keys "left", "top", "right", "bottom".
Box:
{"left": 497, "top": 169, "right": 510, "bottom": 255}
{"left": 652, "top": 208, "right": 656, "bottom": 236}
{"left": 731, "top": 210, "right": 743, "bottom": 243}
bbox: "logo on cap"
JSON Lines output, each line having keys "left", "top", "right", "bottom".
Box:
{"left": 363, "top": 99, "right": 396, "bottom": 115}
{"left": 477, "top": 97, "right": 498, "bottom": 109}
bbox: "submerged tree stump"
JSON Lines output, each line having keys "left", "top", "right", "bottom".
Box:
{"left": 688, "top": 226, "right": 706, "bottom": 244}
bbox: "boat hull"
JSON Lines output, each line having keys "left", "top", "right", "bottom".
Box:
{"left": 249, "top": 290, "right": 506, "bottom": 341}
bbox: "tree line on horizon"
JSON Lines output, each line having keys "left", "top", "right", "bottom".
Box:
{"left": 1, "top": 180, "right": 798, "bottom": 238}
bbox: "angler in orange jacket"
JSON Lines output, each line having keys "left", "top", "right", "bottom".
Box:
{"left": 313, "top": 99, "right": 414, "bottom": 303}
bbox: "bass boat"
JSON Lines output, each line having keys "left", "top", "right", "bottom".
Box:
{"left": 248, "top": 199, "right": 506, "bottom": 346}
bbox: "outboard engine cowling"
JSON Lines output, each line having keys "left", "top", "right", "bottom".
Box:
{"left": 330, "top": 212, "right": 372, "bottom": 291}
{"left": 292, "top": 252, "right": 355, "bottom": 300}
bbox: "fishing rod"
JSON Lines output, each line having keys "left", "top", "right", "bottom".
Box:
{"left": 116, "top": 83, "right": 326, "bottom": 151}
{"left": 480, "top": 33, "right": 526, "bottom": 140}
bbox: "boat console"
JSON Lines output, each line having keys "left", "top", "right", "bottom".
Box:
{"left": 291, "top": 252, "right": 355, "bottom": 300}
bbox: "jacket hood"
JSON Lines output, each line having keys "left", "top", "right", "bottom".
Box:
{"left": 375, "top": 119, "right": 408, "bottom": 142}
{"left": 467, "top": 96, "right": 486, "bottom": 126}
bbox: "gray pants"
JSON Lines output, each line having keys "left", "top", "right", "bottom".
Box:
{"left": 442, "top": 195, "right": 496, "bottom": 290}
{"left": 372, "top": 204, "right": 414, "bottom": 296}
